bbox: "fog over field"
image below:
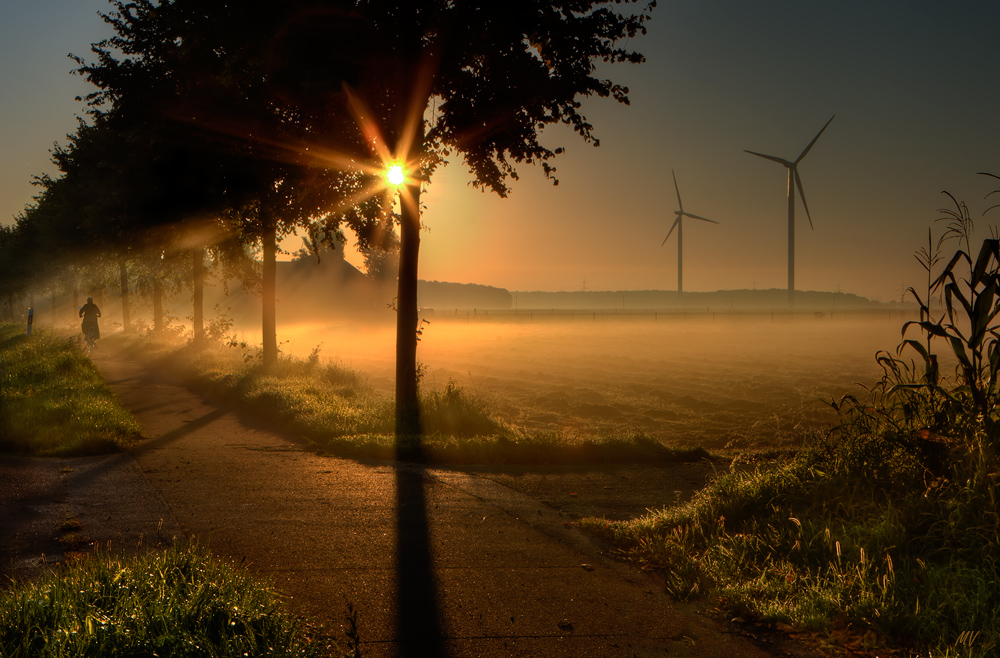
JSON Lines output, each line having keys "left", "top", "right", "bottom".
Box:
{"left": 267, "top": 312, "right": 911, "bottom": 451}
{"left": 22, "top": 257, "right": 922, "bottom": 453}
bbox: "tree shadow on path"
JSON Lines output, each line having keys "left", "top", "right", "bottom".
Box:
{"left": 395, "top": 462, "right": 449, "bottom": 657}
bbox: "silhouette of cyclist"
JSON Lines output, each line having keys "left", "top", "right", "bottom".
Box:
{"left": 79, "top": 297, "right": 102, "bottom": 344}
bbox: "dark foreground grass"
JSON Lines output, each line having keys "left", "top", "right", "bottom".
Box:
{"left": 120, "top": 334, "right": 708, "bottom": 464}
{"left": 582, "top": 442, "right": 999, "bottom": 657}
{"left": 0, "top": 323, "right": 140, "bottom": 456}
{"left": 0, "top": 542, "right": 347, "bottom": 658}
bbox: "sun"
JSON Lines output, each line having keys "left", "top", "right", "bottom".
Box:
{"left": 385, "top": 161, "right": 406, "bottom": 187}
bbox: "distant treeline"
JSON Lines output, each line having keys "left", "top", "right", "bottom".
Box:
{"left": 417, "top": 280, "right": 513, "bottom": 310}
{"left": 508, "top": 289, "right": 885, "bottom": 311}
{"left": 407, "top": 284, "right": 889, "bottom": 312}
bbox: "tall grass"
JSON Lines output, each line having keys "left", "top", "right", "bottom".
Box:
{"left": 0, "top": 542, "right": 340, "bottom": 658}
{"left": 584, "top": 447, "right": 999, "bottom": 655}
{"left": 0, "top": 323, "right": 140, "bottom": 456}
{"left": 582, "top": 228, "right": 1000, "bottom": 657}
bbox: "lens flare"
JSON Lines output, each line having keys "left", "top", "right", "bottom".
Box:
{"left": 386, "top": 162, "right": 406, "bottom": 186}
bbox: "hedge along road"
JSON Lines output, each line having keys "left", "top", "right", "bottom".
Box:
{"left": 76, "top": 345, "right": 816, "bottom": 658}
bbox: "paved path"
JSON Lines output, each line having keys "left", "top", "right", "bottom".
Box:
{"left": 9, "top": 347, "right": 814, "bottom": 657}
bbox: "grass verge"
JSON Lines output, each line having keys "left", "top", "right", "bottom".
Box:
{"left": 115, "top": 333, "right": 708, "bottom": 464}
{"left": 0, "top": 323, "right": 141, "bottom": 456}
{"left": 0, "top": 541, "right": 348, "bottom": 658}
{"left": 581, "top": 441, "right": 999, "bottom": 656}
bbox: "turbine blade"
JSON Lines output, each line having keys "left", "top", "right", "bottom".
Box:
{"left": 795, "top": 115, "right": 835, "bottom": 163}
{"left": 745, "top": 150, "right": 792, "bottom": 166}
{"left": 794, "top": 170, "right": 815, "bottom": 230}
{"left": 672, "top": 169, "right": 683, "bottom": 211}
{"left": 682, "top": 212, "right": 719, "bottom": 224}
{"left": 661, "top": 217, "right": 681, "bottom": 246}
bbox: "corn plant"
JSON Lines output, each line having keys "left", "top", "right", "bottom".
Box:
{"left": 938, "top": 191, "right": 975, "bottom": 254}
{"left": 907, "top": 227, "right": 946, "bottom": 385}
{"left": 898, "top": 193, "right": 974, "bottom": 393}
{"left": 900, "top": 238, "right": 1000, "bottom": 439}
{"left": 825, "top": 186, "right": 1000, "bottom": 491}
{"left": 981, "top": 171, "right": 1000, "bottom": 215}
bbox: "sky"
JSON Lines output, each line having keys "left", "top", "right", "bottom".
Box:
{"left": 2, "top": 0, "right": 999, "bottom": 302}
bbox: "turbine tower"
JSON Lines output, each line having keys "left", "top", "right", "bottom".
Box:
{"left": 745, "top": 115, "right": 835, "bottom": 305}
{"left": 662, "top": 170, "right": 718, "bottom": 294}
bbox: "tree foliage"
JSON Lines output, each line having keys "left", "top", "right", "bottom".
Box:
{"left": 70, "top": 0, "right": 384, "bottom": 361}
{"left": 333, "top": 0, "right": 656, "bottom": 438}
{"left": 5, "top": 0, "right": 655, "bottom": 430}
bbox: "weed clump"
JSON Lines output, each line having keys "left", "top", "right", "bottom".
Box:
{"left": 421, "top": 378, "right": 509, "bottom": 438}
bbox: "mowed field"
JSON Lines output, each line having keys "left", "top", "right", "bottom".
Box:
{"left": 277, "top": 310, "right": 915, "bottom": 451}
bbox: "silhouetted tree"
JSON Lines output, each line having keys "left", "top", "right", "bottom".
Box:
{"left": 37, "top": 115, "right": 169, "bottom": 333}
{"left": 334, "top": 0, "right": 656, "bottom": 439}
{"left": 62, "top": 0, "right": 654, "bottom": 435}
{"left": 74, "top": 0, "right": 378, "bottom": 366}
{"left": 0, "top": 221, "right": 33, "bottom": 320}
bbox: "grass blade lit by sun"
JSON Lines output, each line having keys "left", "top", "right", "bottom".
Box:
{"left": 0, "top": 541, "right": 335, "bottom": 657}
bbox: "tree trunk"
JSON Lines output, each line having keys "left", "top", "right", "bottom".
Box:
{"left": 192, "top": 248, "right": 205, "bottom": 342}
{"left": 395, "top": 181, "right": 422, "bottom": 443}
{"left": 262, "top": 216, "right": 278, "bottom": 369}
{"left": 152, "top": 277, "right": 163, "bottom": 334}
{"left": 118, "top": 254, "right": 131, "bottom": 333}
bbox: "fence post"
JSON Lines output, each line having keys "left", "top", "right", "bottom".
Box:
{"left": 26, "top": 307, "right": 34, "bottom": 336}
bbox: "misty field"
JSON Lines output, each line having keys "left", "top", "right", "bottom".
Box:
{"left": 265, "top": 310, "right": 911, "bottom": 451}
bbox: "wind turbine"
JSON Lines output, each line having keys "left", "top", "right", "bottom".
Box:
{"left": 662, "top": 170, "right": 718, "bottom": 294}
{"left": 745, "top": 115, "right": 835, "bottom": 305}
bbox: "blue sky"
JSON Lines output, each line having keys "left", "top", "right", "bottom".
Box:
{"left": 2, "top": 0, "right": 999, "bottom": 300}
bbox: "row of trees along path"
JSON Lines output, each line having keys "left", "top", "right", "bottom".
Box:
{"left": 6, "top": 0, "right": 656, "bottom": 436}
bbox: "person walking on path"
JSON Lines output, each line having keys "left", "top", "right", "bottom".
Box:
{"left": 79, "top": 297, "right": 101, "bottom": 347}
